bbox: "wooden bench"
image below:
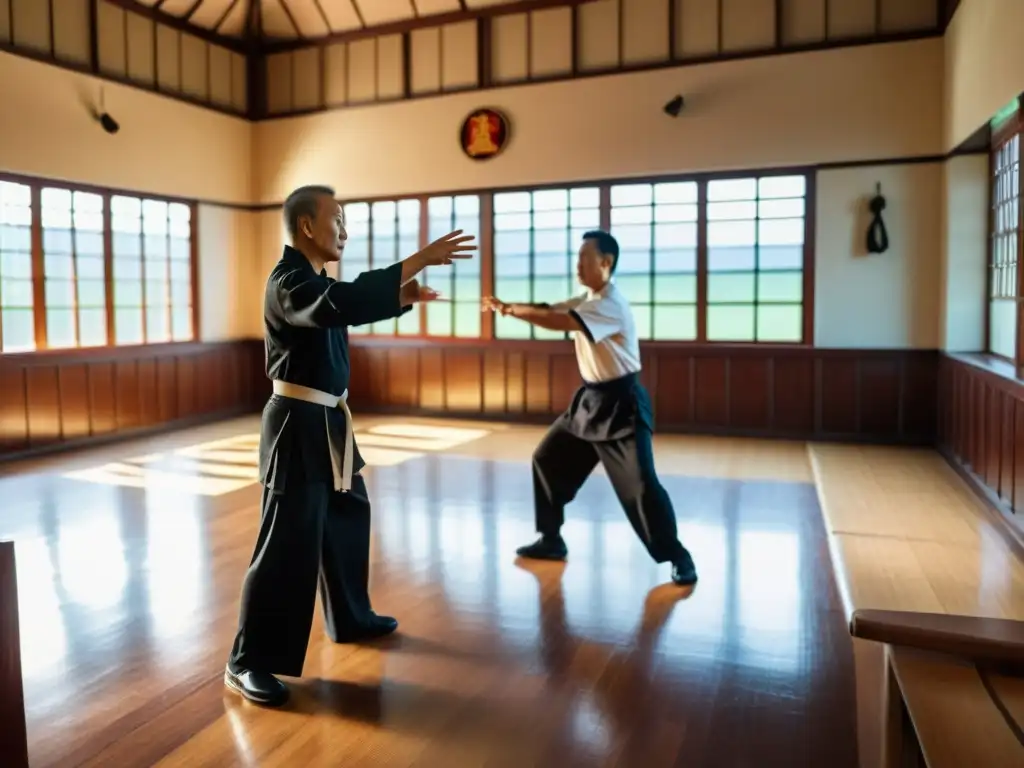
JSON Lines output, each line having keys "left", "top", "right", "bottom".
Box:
{"left": 809, "top": 444, "right": 1024, "bottom": 768}
{"left": 0, "top": 540, "right": 29, "bottom": 768}
{"left": 855, "top": 610, "right": 1024, "bottom": 766}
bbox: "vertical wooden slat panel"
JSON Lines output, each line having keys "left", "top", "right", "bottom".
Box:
{"left": 0, "top": 366, "right": 28, "bottom": 452}
{"left": 999, "top": 395, "right": 1015, "bottom": 504}
{"left": 88, "top": 361, "right": 116, "bottom": 434}
{"left": 1014, "top": 403, "right": 1024, "bottom": 514}
{"left": 26, "top": 365, "right": 60, "bottom": 444}
{"left": 58, "top": 363, "right": 90, "bottom": 440}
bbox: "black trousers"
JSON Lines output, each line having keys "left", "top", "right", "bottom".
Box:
{"left": 532, "top": 419, "right": 686, "bottom": 564}
{"left": 228, "top": 474, "right": 376, "bottom": 678}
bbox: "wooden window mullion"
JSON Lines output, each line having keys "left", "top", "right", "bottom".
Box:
{"left": 393, "top": 202, "right": 400, "bottom": 335}
{"left": 189, "top": 202, "right": 199, "bottom": 342}
{"left": 29, "top": 185, "right": 46, "bottom": 350}
{"left": 648, "top": 192, "right": 655, "bottom": 341}
{"left": 367, "top": 204, "right": 375, "bottom": 335}
{"left": 528, "top": 195, "right": 536, "bottom": 340}
{"left": 802, "top": 172, "right": 816, "bottom": 345}
{"left": 480, "top": 193, "right": 495, "bottom": 340}
{"left": 164, "top": 209, "right": 172, "bottom": 343}
{"left": 449, "top": 198, "right": 459, "bottom": 337}
{"left": 102, "top": 195, "right": 114, "bottom": 345}
{"left": 696, "top": 180, "right": 708, "bottom": 343}
{"left": 753, "top": 181, "right": 761, "bottom": 342}
{"left": 418, "top": 197, "right": 428, "bottom": 336}
{"left": 71, "top": 195, "right": 81, "bottom": 346}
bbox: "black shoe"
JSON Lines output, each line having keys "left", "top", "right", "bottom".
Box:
{"left": 333, "top": 613, "right": 399, "bottom": 643}
{"left": 516, "top": 535, "right": 568, "bottom": 561}
{"left": 671, "top": 551, "right": 698, "bottom": 586}
{"left": 224, "top": 665, "right": 289, "bottom": 707}
{"left": 365, "top": 613, "right": 399, "bottom": 639}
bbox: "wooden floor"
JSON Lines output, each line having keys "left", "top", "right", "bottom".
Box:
{"left": 0, "top": 416, "right": 881, "bottom": 767}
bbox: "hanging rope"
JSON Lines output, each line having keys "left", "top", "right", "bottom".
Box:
{"left": 866, "top": 183, "right": 889, "bottom": 254}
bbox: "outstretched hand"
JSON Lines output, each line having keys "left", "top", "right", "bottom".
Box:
{"left": 401, "top": 280, "right": 441, "bottom": 306}
{"left": 481, "top": 296, "right": 511, "bottom": 315}
{"left": 417, "top": 230, "right": 477, "bottom": 267}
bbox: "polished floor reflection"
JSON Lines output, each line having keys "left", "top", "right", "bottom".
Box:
{"left": 1, "top": 417, "right": 857, "bottom": 767}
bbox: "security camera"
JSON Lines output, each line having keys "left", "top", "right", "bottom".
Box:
{"left": 663, "top": 95, "right": 684, "bottom": 118}
{"left": 90, "top": 87, "right": 119, "bottom": 134}
{"left": 98, "top": 112, "right": 119, "bottom": 134}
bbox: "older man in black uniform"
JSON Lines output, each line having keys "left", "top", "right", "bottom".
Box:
{"left": 225, "top": 185, "right": 475, "bottom": 707}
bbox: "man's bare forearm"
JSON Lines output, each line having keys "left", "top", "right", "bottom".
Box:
{"left": 399, "top": 252, "right": 429, "bottom": 285}
{"left": 505, "top": 304, "right": 579, "bottom": 332}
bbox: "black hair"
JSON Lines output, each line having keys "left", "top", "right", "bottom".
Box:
{"left": 283, "top": 185, "right": 336, "bottom": 239}
{"left": 582, "top": 229, "right": 619, "bottom": 273}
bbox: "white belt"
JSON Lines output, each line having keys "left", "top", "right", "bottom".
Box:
{"left": 272, "top": 380, "right": 354, "bottom": 493}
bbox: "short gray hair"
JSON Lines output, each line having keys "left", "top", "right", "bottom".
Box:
{"left": 283, "top": 185, "right": 336, "bottom": 239}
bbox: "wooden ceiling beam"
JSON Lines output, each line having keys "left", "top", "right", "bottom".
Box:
{"left": 349, "top": 0, "right": 367, "bottom": 28}
{"left": 213, "top": 0, "right": 243, "bottom": 31}
{"left": 278, "top": 0, "right": 304, "bottom": 37}
{"left": 262, "top": 0, "right": 601, "bottom": 53}
{"left": 103, "top": 0, "right": 248, "bottom": 52}
{"left": 182, "top": 0, "right": 205, "bottom": 22}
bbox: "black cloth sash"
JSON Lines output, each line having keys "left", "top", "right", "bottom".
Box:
{"left": 559, "top": 373, "right": 654, "bottom": 442}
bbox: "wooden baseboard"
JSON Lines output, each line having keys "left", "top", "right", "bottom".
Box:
{"left": 349, "top": 343, "right": 939, "bottom": 444}
{"left": 354, "top": 404, "right": 934, "bottom": 445}
{"left": 0, "top": 340, "right": 268, "bottom": 464}
{"left": 938, "top": 445, "right": 1024, "bottom": 560}
{"left": 0, "top": 406, "right": 256, "bottom": 467}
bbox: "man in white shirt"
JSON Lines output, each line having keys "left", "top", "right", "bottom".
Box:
{"left": 482, "top": 230, "right": 697, "bottom": 587}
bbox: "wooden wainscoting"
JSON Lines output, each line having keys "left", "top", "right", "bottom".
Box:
{"left": 938, "top": 353, "right": 1024, "bottom": 538}
{"left": 349, "top": 339, "right": 938, "bottom": 444}
{"left": 0, "top": 341, "right": 267, "bottom": 462}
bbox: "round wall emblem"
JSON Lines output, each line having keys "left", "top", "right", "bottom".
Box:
{"left": 460, "top": 108, "right": 510, "bottom": 160}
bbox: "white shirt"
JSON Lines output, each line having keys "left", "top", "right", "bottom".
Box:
{"left": 557, "top": 282, "right": 641, "bottom": 384}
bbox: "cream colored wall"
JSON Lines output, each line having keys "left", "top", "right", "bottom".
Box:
{"left": 254, "top": 38, "right": 943, "bottom": 203}
{"left": 0, "top": 51, "right": 251, "bottom": 203}
{"left": 196, "top": 206, "right": 260, "bottom": 342}
{"left": 251, "top": 209, "right": 289, "bottom": 337}
{"left": 944, "top": 0, "right": 1024, "bottom": 150}
{"left": 0, "top": 50, "right": 255, "bottom": 342}
{"left": 939, "top": 154, "right": 988, "bottom": 352}
{"left": 814, "top": 163, "right": 942, "bottom": 349}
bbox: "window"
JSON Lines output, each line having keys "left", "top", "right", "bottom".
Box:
{"left": 705, "top": 175, "right": 805, "bottom": 342}
{"left": 339, "top": 172, "right": 810, "bottom": 346}
{"left": 111, "top": 196, "right": 193, "bottom": 345}
{"left": 493, "top": 187, "right": 600, "bottom": 339}
{"left": 0, "top": 174, "right": 196, "bottom": 353}
{"left": 341, "top": 199, "right": 422, "bottom": 336}
{"left": 0, "top": 181, "right": 34, "bottom": 352}
{"left": 41, "top": 188, "right": 107, "bottom": 348}
{"left": 990, "top": 133, "right": 1020, "bottom": 360}
{"left": 493, "top": 173, "right": 809, "bottom": 343}
{"left": 425, "top": 195, "right": 481, "bottom": 337}
{"left": 609, "top": 181, "right": 698, "bottom": 340}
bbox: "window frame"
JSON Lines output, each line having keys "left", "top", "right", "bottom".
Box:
{"left": 0, "top": 171, "right": 200, "bottom": 355}
{"left": 986, "top": 96, "right": 1024, "bottom": 370}
{"left": 339, "top": 167, "right": 815, "bottom": 346}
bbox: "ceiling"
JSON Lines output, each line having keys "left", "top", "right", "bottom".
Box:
{"left": 118, "top": 0, "right": 570, "bottom": 47}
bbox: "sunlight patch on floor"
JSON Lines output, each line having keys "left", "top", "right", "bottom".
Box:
{"left": 61, "top": 424, "right": 492, "bottom": 496}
